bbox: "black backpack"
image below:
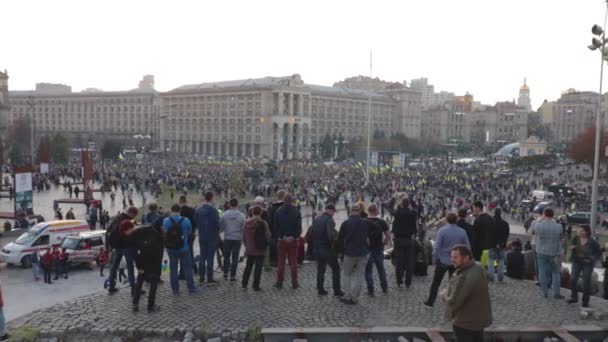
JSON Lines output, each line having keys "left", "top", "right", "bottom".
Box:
{"left": 254, "top": 221, "right": 269, "bottom": 250}
{"left": 165, "top": 217, "right": 185, "bottom": 250}
{"left": 106, "top": 215, "right": 127, "bottom": 249}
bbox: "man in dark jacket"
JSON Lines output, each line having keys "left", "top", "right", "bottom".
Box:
{"left": 391, "top": 197, "right": 417, "bottom": 288}
{"left": 107, "top": 206, "right": 139, "bottom": 295}
{"left": 195, "top": 192, "right": 220, "bottom": 284}
{"left": 273, "top": 193, "right": 302, "bottom": 289}
{"left": 457, "top": 208, "right": 474, "bottom": 245}
{"left": 472, "top": 201, "right": 494, "bottom": 262}
{"left": 488, "top": 208, "right": 510, "bottom": 283}
{"left": 131, "top": 224, "right": 164, "bottom": 313}
{"left": 506, "top": 240, "right": 525, "bottom": 279}
{"left": 337, "top": 205, "right": 371, "bottom": 304}
{"left": 310, "top": 204, "right": 343, "bottom": 296}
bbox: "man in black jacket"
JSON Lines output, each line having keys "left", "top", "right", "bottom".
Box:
{"left": 273, "top": 193, "right": 302, "bottom": 289}
{"left": 392, "top": 197, "right": 417, "bottom": 288}
{"left": 472, "top": 201, "right": 493, "bottom": 262}
{"left": 457, "top": 208, "right": 474, "bottom": 245}
{"left": 488, "top": 208, "right": 510, "bottom": 283}
{"left": 310, "top": 204, "right": 343, "bottom": 296}
{"left": 131, "top": 223, "right": 164, "bottom": 313}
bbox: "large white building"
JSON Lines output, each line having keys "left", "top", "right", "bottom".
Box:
{"left": 8, "top": 76, "right": 161, "bottom": 147}
{"left": 161, "top": 74, "right": 421, "bottom": 159}
{"left": 7, "top": 74, "right": 421, "bottom": 160}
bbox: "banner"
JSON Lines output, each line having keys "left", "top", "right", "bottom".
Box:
{"left": 40, "top": 163, "right": 49, "bottom": 174}
{"left": 15, "top": 172, "right": 33, "bottom": 215}
{"left": 370, "top": 152, "right": 379, "bottom": 167}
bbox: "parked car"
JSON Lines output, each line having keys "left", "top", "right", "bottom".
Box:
{"left": 561, "top": 212, "right": 593, "bottom": 226}
{"left": 61, "top": 230, "right": 106, "bottom": 266}
{"left": 533, "top": 201, "right": 553, "bottom": 214}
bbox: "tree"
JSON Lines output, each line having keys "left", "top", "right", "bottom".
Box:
{"left": 567, "top": 126, "right": 608, "bottom": 165}
{"left": 101, "top": 139, "right": 123, "bottom": 160}
{"left": 319, "top": 134, "right": 333, "bottom": 159}
{"left": 7, "top": 117, "right": 33, "bottom": 167}
{"left": 50, "top": 133, "right": 70, "bottom": 164}
{"left": 37, "top": 136, "right": 51, "bottom": 163}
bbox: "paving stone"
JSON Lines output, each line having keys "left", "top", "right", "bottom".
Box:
{"left": 7, "top": 263, "right": 608, "bottom": 337}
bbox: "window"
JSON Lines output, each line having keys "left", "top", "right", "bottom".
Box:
{"left": 33, "top": 235, "right": 49, "bottom": 247}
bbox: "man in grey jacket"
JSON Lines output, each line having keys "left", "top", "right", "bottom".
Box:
{"left": 221, "top": 198, "right": 246, "bottom": 281}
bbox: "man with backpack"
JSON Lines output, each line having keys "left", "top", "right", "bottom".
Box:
{"left": 131, "top": 223, "right": 164, "bottom": 313}
{"left": 241, "top": 206, "right": 271, "bottom": 291}
{"left": 106, "top": 206, "right": 139, "bottom": 295}
{"left": 163, "top": 204, "right": 199, "bottom": 294}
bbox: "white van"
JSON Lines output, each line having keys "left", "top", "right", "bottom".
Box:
{"left": 61, "top": 230, "right": 106, "bottom": 266}
{"left": 0, "top": 220, "right": 89, "bottom": 267}
{"left": 531, "top": 190, "right": 555, "bottom": 201}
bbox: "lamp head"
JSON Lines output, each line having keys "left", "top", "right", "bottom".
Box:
{"left": 593, "top": 24, "right": 604, "bottom": 36}
{"left": 592, "top": 37, "right": 604, "bottom": 49}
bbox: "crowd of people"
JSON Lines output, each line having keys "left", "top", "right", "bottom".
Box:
{"left": 3, "top": 154, "right": 608, "bottom": 341}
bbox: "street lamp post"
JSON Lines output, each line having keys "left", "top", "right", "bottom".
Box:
{"left": 588, "top": 0, "right": 608, "bottom": 235}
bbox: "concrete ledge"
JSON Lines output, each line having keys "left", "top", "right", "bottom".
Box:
{"left": 261, "top": 326, "right": 608, "bottom": 342}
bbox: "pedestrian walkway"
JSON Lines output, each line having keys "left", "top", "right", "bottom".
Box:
{"left": 8, "top": 261, "right": 608, "bottom": 338}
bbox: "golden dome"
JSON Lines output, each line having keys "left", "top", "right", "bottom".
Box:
{"left": 520, "top": 78, "right": 529, "bottom": 91}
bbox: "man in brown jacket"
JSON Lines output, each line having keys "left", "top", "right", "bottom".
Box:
{"left": 443, "top": 245, "right": 492, "bottom": 342}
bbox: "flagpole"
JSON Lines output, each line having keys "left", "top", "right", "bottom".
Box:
{"left": 365, "top": 49, "right": 372, "bottom": 187}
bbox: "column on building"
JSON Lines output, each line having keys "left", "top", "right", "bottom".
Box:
{"left": 298, "top": 94, "right": 304, "bottom": 116}
{"left": 295, "top": 124, "right": 303, "bottom": 159}
{"left": 289, "top": 93, "right": 294, "bottom": 116}
{"left": 304, "top": 124, "right": 311, "bottom": 159}
{"left": 286, "top": 123, "right": 293, "bottom": 160}
{"left": 278, "top": 93, "right": 284, "bottom": 116}
{"left": 276, "top": 123, "right": 284, "bottom": 160}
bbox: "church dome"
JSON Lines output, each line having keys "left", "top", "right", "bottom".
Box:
{"left": 520, "top": 78, "right": 529, "bottom": 91}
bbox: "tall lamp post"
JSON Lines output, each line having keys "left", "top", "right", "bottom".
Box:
{"left": 588, "top": 0, "right": 608, "bottom": 235}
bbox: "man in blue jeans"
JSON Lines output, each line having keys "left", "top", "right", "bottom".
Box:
{"left": 531, "top": 207, "right": 564, "bottom": 299}
{"left": 107, "top": 206, "right": 139, "bottom": 295}
{"left": 195, "top": 192, "right": 221, "bottom": 285}
{"left": 163, "top": 204, "right": 199, "bottom": 294}
{"left": 364, "top": 204, "right": 390, "bottom": 296}
{"left": 487, "top": 208, "right": 510, "bottom": 283}
{"left": 220, "top": 198, "right": 245, "bottom": 281}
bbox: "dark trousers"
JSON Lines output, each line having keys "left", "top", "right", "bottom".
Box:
{"left": 242, "top": 255, "right": 264, "bottom": 289}
{"left": 132, "top": 273, "right": 158, "bottom": 310}
{"left": 394, "top": 237, "right": 415, "bottom": 287}
{"left": 199, "top": 239, "right": 218, "bottom": 281}
{"left": 43, "top": 264, "right": 52, "bottom": 283}
{"left": 223, "top": 240, "right": 241, "bottom": 278}
{"left": 315, "top": 248, "right": 341, "bottom": 294}
{"left": 426, "top": 262, "right": 454, "bottom": 305}
{"left": 453, "top": 325, "right": 483, "bottom": 342}
{"left": 570, "top": 261, "right": 593, "bottom": 306}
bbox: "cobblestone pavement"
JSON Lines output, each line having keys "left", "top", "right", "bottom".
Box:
{"left": 8, "top": 260, "right": 608, "bottom": 337}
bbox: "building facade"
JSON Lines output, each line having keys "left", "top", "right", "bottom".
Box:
{"left": 161, "top": 74, "right": 421, "bottom": 159}
{"left": 421, "top": 100, "right": 528, "bottom": 145}
{"left": 7, "top": 73, "right": 422, "bottom": 159}
{"left": 8, "top": 86, "right": 161, "bottom": 147}
{"left": 551, "top": 90, "right": 602, "bottom": 143}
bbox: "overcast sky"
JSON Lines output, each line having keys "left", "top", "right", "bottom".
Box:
{"left": 2, "top": 0, "right": 606, "bottom": 109}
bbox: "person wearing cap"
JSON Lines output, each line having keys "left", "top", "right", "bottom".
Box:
{"left": 310, "top": 204, "right": 343, "bottom": 296}
{"left": 337, "top": 204, "right": 371, "bottom": 304}
{"left": 487, "top": 208, "right": 510, "bottom": 283}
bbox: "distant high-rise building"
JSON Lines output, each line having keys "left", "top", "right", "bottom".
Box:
{"left": 517, "top": 78, "right": 532, "bottom": 112}
{"left": 138, "top": 75, "right": 155, "bottom": 90}
{"left": 35, "top": 82, "right": 72, "bottom": 94}
{"left": 409, "top": 77, "right": 454, "bottom": 110}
